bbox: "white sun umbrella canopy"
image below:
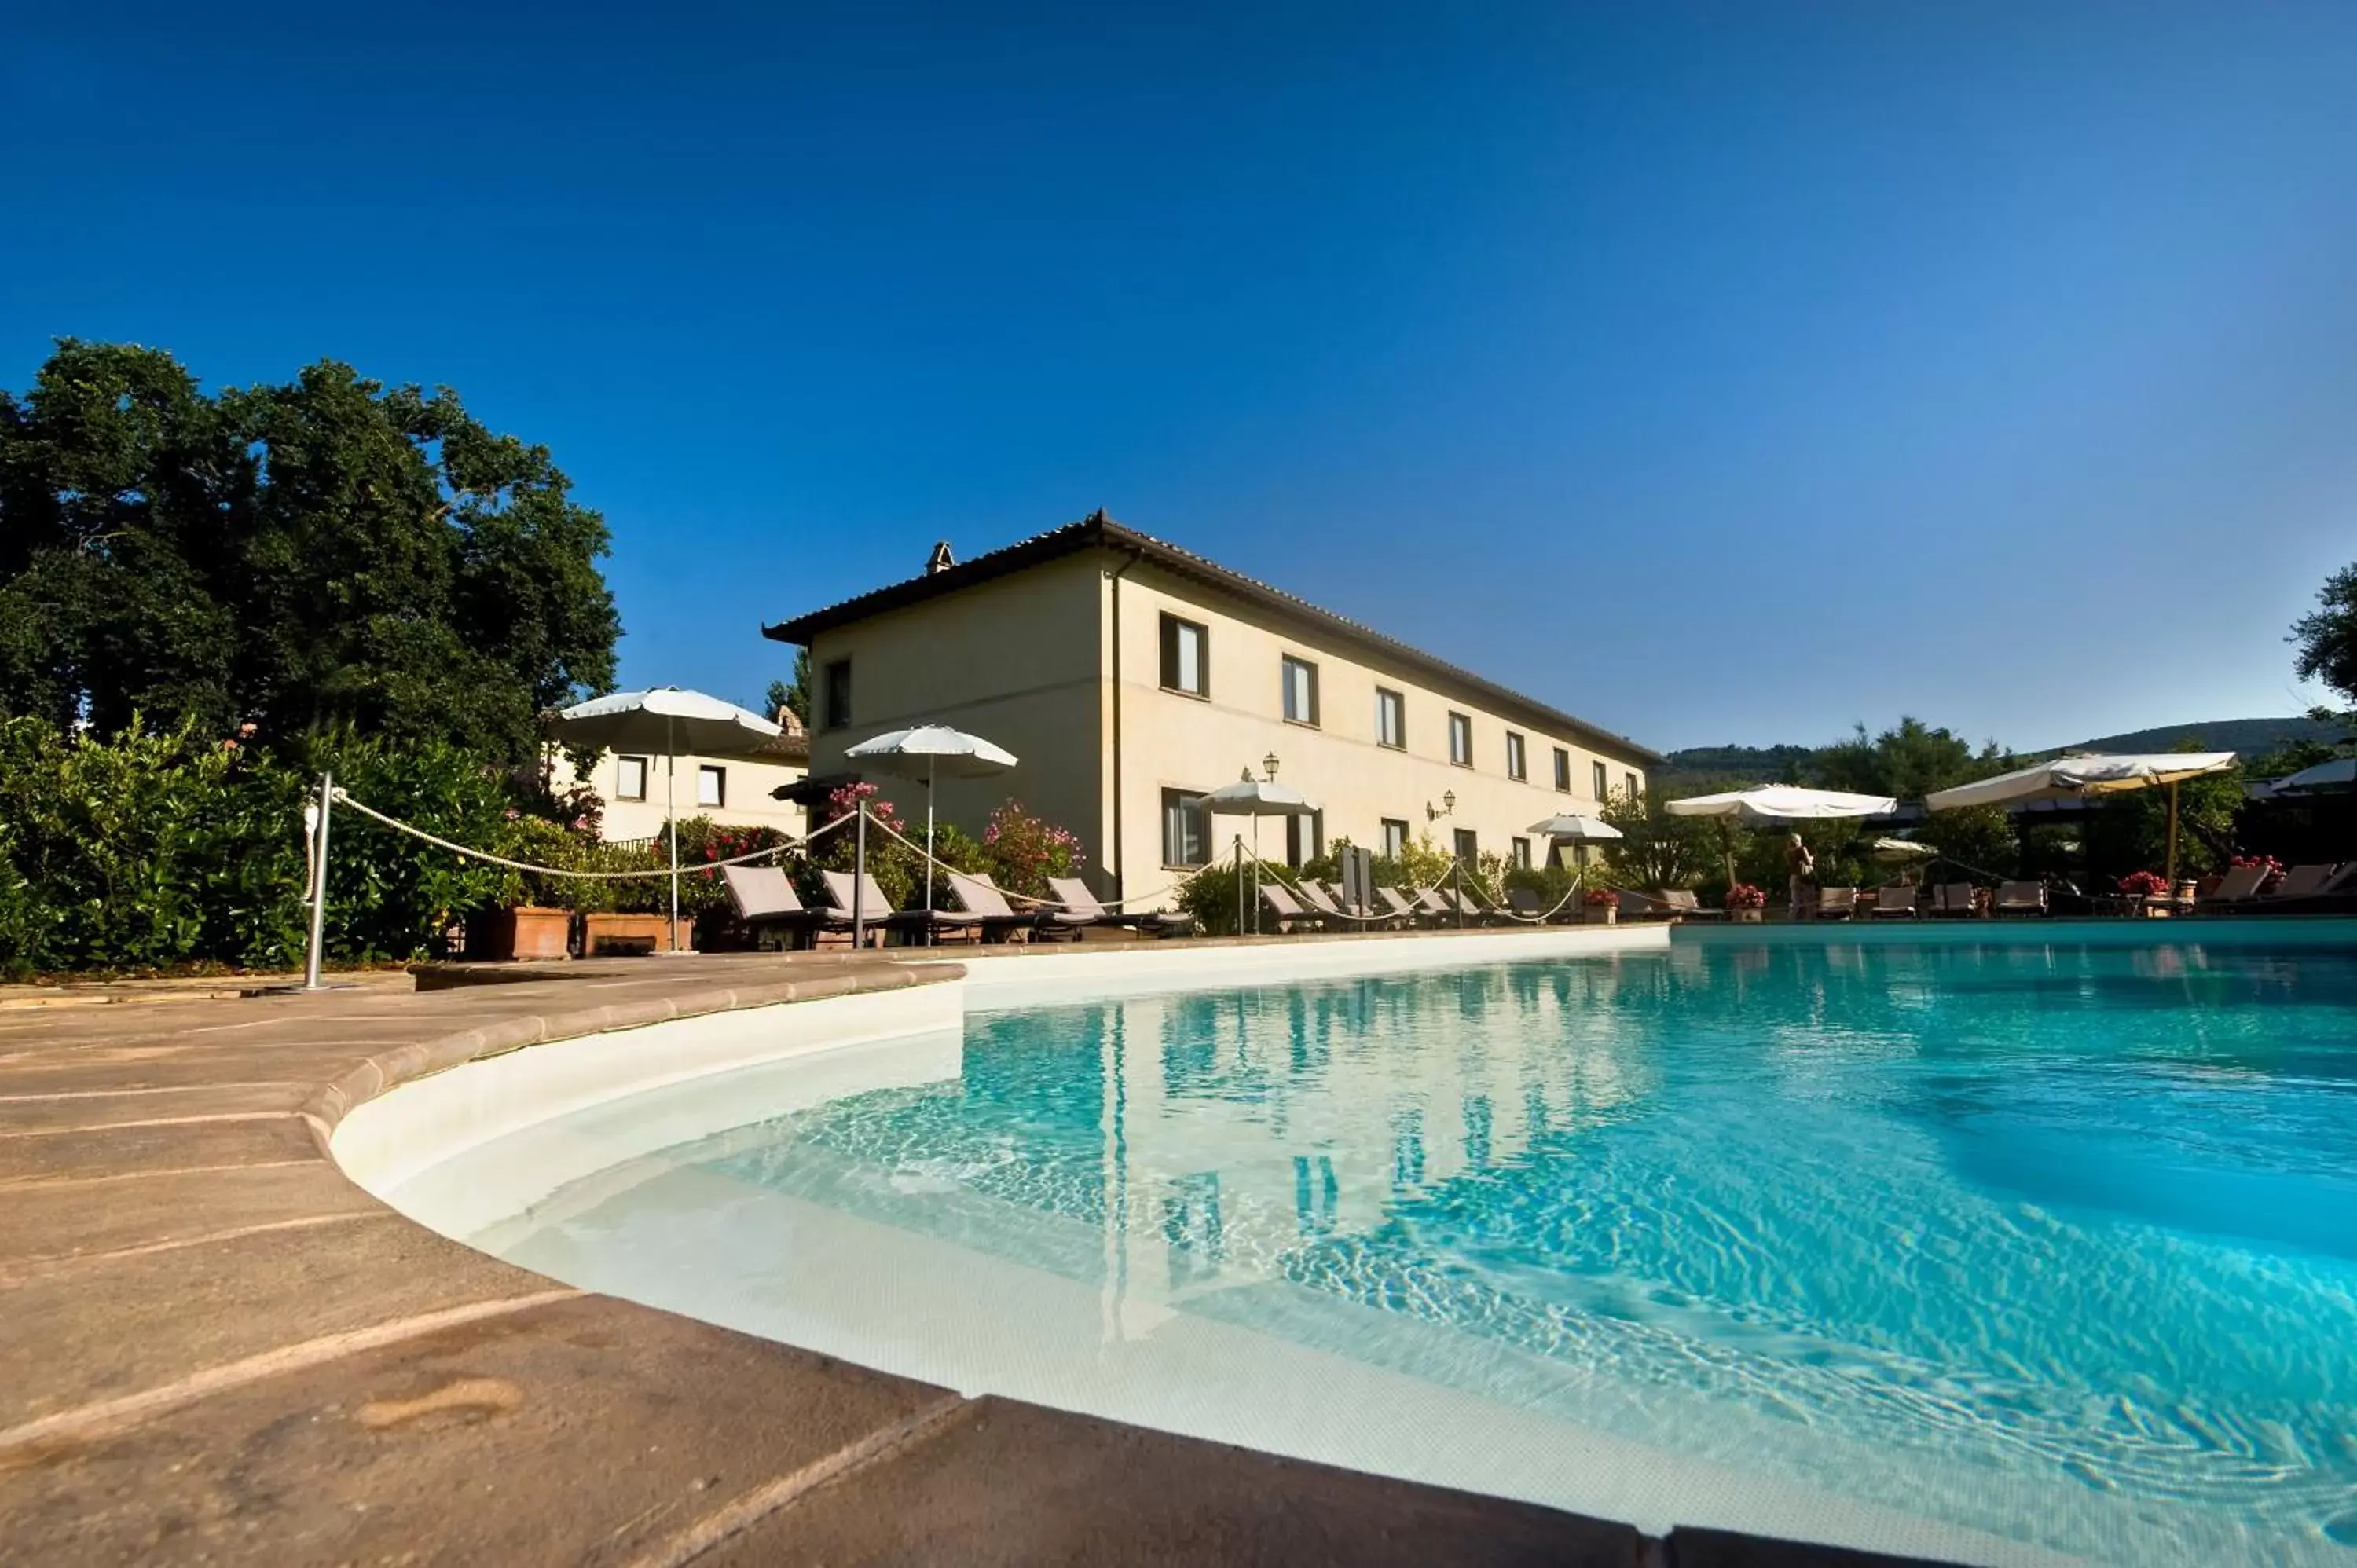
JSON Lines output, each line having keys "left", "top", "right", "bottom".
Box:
{"left": 2272, "top": 757, "right": 2357, "bottom": 795}
{"left": 1871, "top": 837, "right": 1939, "bottom": 862}
{"left": 1200, "top": 774, "right": 1320, "bottom": 933}
{"left": 544, "top": 687, "right": 785, "bottom": 953}
{"left": 1665, "top": 785, "right": 1899, "bottom": 821}
{"left": 1921, "top": 753, "right": 2237, "bottom": 811}
{"left": 1527, "top": 812, "right": 1622, "bottom": 869}
{"left": 1924, "top": 751, "right": 2238, "bottom": 884}
{"left": 844, "top": 725, "right": 1018, "bottom": 930}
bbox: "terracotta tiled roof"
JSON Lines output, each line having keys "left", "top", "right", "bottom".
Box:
{"left": 763, "top": 512, "right": 1662, "bottom": 765}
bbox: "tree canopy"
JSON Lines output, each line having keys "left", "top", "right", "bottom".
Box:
{"left": 0, "top": 341, "right": 618, "bottom": 761}
{"left": 2292, "top": 563, "right": 2357, "bottom": 713}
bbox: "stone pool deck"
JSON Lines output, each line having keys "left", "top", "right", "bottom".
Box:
{"left": 0, "top": 946, "right": 1945, "bottom": 1566}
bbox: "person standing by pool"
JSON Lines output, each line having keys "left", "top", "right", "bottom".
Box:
{"left": 1786, "top": 832, "right": 1814, "bottom": 920}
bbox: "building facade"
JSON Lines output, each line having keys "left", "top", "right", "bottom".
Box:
{"left": 764, "top": 515, "right": 1659, "bottom": 907}
{"left": 545, "top": 711, "right": 810, "bottom": 844}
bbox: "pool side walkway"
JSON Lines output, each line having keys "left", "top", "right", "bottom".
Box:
{"left": 1, "top": 943, "right": 1945, "bottom": 1567}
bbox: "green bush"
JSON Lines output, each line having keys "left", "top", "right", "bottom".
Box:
{"left": 0, "top": 716, "right": 526, "bottom": 975}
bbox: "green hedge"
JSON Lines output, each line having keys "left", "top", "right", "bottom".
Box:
{"left": 0, "top": 718, "right": 517, "bottom": 977}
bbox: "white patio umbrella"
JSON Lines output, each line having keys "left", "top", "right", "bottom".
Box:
{"left": 1924, "top": 752, "right": 2237, "bottom": 883}
{"left": 845, "top": 725, "right": 1018, "bottom": 936}
{"left": 1870, "top": 837, "right": 1939, "bottom": 863}
{"left": 1666, "top": 786, "right": 1897, "bottom": 887}
{"left": 1665, "top": 785, "right": 1900, "bottom": 821}
{"left": 2269, "top": 757, "right": 2356, "bottom": 795}
{"left": 545, "top": 687, "right": 785, "bottom": 954}
{"left": 1200, "top": 773, "right": 1319, "bottom": 934}
{"left": 1527, "top": 812, "right": 1622, "bottom": 868}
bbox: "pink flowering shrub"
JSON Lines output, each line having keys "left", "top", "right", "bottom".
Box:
{"left": 1723, "top": 883, "right": 1767, "bottom": 910}
{"left": 2117, "top": 870, "right": 2170, "bottom": 897}
{"left": 981, "top": 800, "right": 1087, "bottom": 899}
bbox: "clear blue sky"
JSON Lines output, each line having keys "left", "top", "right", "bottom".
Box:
{"left": 8, "top": 2, "right": 2355, "bottom": 753}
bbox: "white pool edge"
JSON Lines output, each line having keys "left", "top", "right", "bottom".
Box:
{"left": 328, "top": 928, "right": 2088, "bottom": 1568}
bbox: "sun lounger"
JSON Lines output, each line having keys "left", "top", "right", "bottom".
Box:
{"left": 1296, "top": 881, "right": 1369, "bottom": 926}
{"left": 1046, "top": 876, "right": 1193, "bottom": 936}
{"left": 1811, "top": 886, "right": 1857, "bottom": 920}
{"left": 2242, "top": 862, "right": 2357, "bottom": 914}
{"left": 2194, "top": 863, "right": 2270, "bottom": 912}
{"left": 2261, "top": 863, "right": 2339, "bottom": 901}
{"left": 820, "top": 870, "right": 981, "bottom": 945}
{"left": 1259, "top": 883, "right": 1325, "bottom": 932}
{"left": 1991, "top": 881, "right": 2047, "bottom": 918}
{"left": 1507, "top": 888, "right": 1549, "bottom": 921}
{"left": 1412, "top": 887, "right": 1453, "bottom": 921}
{"left": 1376, "top": 887, "right": 1424, "bottom": 925}
{"left": 720, "top": 866, "right": 827, "bottom": 949}
{"left": 944, "top": 871, "right": 1054, "bottom": 943}
{"left": 1871, "top": 884, "right": 1919, "bottom": 919}
{"left": 1932, "top": 882, "right": 1977, "bottom": 918}
{"left": 1651, "top": 889, "right": 1727, "bottom": 922}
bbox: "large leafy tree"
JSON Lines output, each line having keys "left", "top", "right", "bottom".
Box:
{"left": 2292, "top": 564, "right": 2357, "bottom": 711}
{"left": 0, "top": 341, "right": 618, "bottom": 761}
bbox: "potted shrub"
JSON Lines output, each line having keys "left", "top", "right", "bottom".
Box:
{"left": 1724, "top": 883, "right": 1767, "bottom": 923}
{"left": 2117, "top": 869, "right": 2172, "bottom": 916}
{"left": 1582, "top": 885, "right": 1618, "bottom": 925}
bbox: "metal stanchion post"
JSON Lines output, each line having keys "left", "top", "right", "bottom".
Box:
{"left": 854, "top": 804, "right": 867, "bottom": 950}
{"left": 302, "top": 771, "right": 332, "bottom": 990}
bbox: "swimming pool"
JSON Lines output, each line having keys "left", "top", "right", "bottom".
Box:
{"left": 362, "top": 927, "right": 2357, "bottom": 1566}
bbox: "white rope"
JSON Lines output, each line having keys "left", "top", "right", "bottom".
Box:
{"left": 328, "top": 789, "right": 849, "bottom": 879}
{"left": 852, "top": 808, "right": 1189, "bottom": 910}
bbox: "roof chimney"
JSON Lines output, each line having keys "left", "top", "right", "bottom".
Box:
{"left": 925, "top": 540, "right": 955, "bottom": 575}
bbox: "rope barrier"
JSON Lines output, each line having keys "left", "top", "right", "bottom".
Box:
{"left": 328, "top": 789, "right": 851, "bottom": 878}
{"left": 853, "top": 808, "right": 1190, "bottom": 911}
{"left": 1247, "top": 849, "right": 1589, "bottom": 926}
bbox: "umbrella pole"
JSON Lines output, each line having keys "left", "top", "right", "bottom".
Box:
{"left": 2165, "top": 780, "right": 2180, "bottom": 887}
{"left": 1234, "top": 835, "right": 1244, "bottom": 936}
{"left": 1252, "top": 820, "right": 1261, "bottom": 934}
{"left": 924, "top": 758, "right": 936, "bottom": 947}
{"left": 665, "top": 719, "right": 680, "bottom": 954}
{"left": 855, "top": 804, "right": 867, "bottom": 949}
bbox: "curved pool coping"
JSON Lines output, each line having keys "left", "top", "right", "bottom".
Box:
{"left": 321, "top": 928, "right": 2030, "bottom": 1568}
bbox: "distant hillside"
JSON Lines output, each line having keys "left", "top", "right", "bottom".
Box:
{"left": 1655, "top": 743, "right": 1815, "bottom": 792}
{"left": 1658, "top": 716, "right": 2343, "bottom": 795}
{"left": 2065, "top": 716, "right": 2343, "bottom": 758}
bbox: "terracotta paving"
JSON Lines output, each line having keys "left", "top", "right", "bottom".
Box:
{"left": 0, "top": 951, "right": 1947, "bottom": 1566}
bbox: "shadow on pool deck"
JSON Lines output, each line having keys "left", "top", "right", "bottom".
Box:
{"left": 0, "top": 950, "right": 1956, "bottom": 1566}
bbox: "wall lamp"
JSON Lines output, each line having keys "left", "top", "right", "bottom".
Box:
{"left": 1426, "top": 790, "right": 1456, "bottom": 822}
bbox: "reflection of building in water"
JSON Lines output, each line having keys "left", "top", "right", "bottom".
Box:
{"left": 1094, "top": 964, "right": 1659, "bottom": 1335}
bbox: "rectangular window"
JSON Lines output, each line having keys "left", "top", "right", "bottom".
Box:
{"left": 1380, "top": 818, "right": 1409, "bottom": 860}
{"left": 1505, "top": 731, "right": 1527, "bottom": 781}
{"left": 1161, "top": 788, "right": 1208, "bottom": 867}
{"left": 697, "top": 765, "right": 726, "bottom": 808}
{"left": 1282, "top": 655, "right": 1320, "bottom": 726}
{"left": 1453, "top": 828, "right": 1479, "bottom": 865}
{"left": 823, "top": 658, "right": 852, "bottom": 730}
{"left": 1376, "top": 687, "right": 1404, "bottom": 749}
{"left": 1159, "top": 614, "right": 1208, "bottom": 697}
{"left": 1552, "top": 747, "right": 1571, "bottom": 793}
{"left": 1592, "top": 760, "right": 1608, "bottom": 800}
{"left": 1626, "top": 771, "right": 1640, "bottom": 801}
{"left": 615, "top": 755, "right": 648, "bottom": 802}
{"left": 1285, "top": 810, "right": 1324, "bottom": 869}
{"left": 1448, "top": 712, "right": 1472, "bottom": 767}
{"left": 1512, "top": 837, "right": 1532, "bottom": 870}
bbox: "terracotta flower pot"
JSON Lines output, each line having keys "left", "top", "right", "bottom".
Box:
{"left": 480, "top": 906, "right": 572, "bottom": 962}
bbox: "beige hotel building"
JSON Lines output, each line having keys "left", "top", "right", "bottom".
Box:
{"left": 764, "top": 514, "right": 1659, "bottom": 908}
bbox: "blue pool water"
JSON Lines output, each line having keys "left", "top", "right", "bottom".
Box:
{"left": 489, "top": 936, "right": 2357, "bottom": 1564}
